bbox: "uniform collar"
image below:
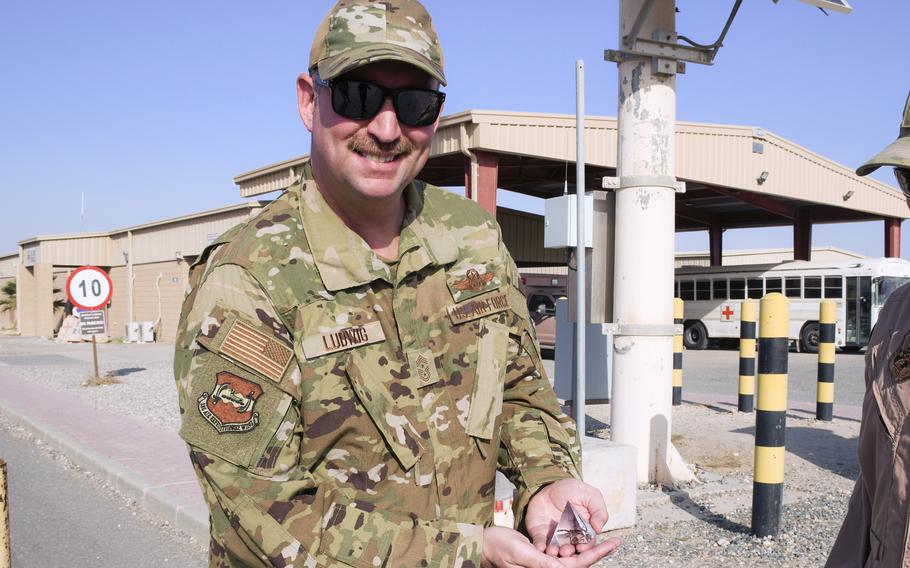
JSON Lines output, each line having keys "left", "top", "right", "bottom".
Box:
{"left": 296, "top": 177, "right": 458, "bottom": 292}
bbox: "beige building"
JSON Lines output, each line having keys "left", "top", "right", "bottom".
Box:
{"left": 0, "top": 252, "right": 17, "bottom": 330}
{"left": 10, "top": 111, "right": 908, "bottom": 341}
{"left": 16, "top": 202, "right": 267, "bottom": 340}
{"left": 674, "top": 246, "right": 865, "bottom": 268}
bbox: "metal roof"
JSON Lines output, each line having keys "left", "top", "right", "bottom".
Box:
{"left": 17, "top": 202, "right": 268, "bottom": 246}
{"left": 234, "top": 110, "right": 909, "bottom": 231}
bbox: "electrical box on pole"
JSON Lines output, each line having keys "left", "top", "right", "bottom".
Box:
{"left": 544, "top": 194, "right": 594, "bottom": 249}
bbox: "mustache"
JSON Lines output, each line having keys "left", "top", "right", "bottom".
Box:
{"left": 347, "top": 135, "right": 414, "bottom": 158}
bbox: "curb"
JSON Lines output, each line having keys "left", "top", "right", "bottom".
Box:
{"left": 0, "top": 398, "right": 209, "bottom": 543}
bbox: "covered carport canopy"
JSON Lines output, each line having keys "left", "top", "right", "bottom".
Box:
{"left": 235, "top": 110, "right": 910, "bottom": 264}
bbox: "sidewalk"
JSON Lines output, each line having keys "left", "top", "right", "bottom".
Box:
{"left": 0, "top": 368, "right": 209, "bottom": 541}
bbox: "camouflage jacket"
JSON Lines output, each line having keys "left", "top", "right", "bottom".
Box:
{"left": 174, "top": 174, "right": 581, "bottom": 568}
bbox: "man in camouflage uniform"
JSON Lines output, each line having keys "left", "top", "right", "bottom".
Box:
{"left": 826, "top": 92, "right": 910, "bottom": 567}
{"left": 174, "top": 1, "right": 620, "bottom": 566}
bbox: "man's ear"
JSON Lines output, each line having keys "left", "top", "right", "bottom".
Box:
{"left": 297, "top": 73, "right": 316, "bottom": 132}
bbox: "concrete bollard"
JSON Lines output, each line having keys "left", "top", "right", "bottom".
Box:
{"left": 751, "top": 293, "right": 789, "bottom": 538}
{"left": 673, "top": 297, "right": 684, "bottom": 406}
{"left": 816, "top": 300, "right": 836, "bottom": 421}
{"left": 0, "top": 459, "right": 9, "bottom": 568}
{"left": 738, "top": 300, "right": 757, "bottom": 413}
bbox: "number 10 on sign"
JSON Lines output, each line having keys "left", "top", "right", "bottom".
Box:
{"left": 66, "top": 266, "right": 113, "bottom": 311}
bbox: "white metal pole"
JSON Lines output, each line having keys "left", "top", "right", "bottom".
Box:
{"left": 575, "top": 60, "right": 586, "bottom": 439}
{"left": 612, "top": 0, "right": 677, "bottom": 484}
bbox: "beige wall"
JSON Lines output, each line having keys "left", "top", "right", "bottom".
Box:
{"left": 107, "top": 265, "right": 128, "bottom": 338}
{"left": 0, "top": 276, "right": 13, "bottom": 330}
{"left": 107, "top": 261, "right": 188, "bottom": 342}
{"left": 674, "top": 247, "right": 864, "bottom": 268}
{"left": 18, "top": 263, "right": 55, "bottom": 337}
{"left": 133, "top": 261, "right": 189, "bottom": 342}
{"left": 497, "top": 209, "right": 565, "bottom": 266}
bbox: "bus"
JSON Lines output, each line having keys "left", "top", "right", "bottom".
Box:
{"left": 674, "top": 257, "right": 910, "bottom": 352}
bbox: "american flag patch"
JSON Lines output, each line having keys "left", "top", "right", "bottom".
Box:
{"left": 220, "top": 319, "right": 293, "bottom": 383}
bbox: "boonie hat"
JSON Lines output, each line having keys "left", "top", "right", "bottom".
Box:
{"left": 856, "top": 91, "right": 910, "bottom": 176}
{"left": 309, "top": 0, "right": 446, "bottom": 86}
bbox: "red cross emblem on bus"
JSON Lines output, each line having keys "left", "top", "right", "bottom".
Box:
{"left": 721, "top": 305, "right": 734, "bottom": 321}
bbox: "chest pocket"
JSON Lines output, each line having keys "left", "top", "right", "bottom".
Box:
{"left": 344, "top": 348, "right": 427, "bottom": 471}
{"left": 465, "top": 319, "right": 509, "bottom": 441}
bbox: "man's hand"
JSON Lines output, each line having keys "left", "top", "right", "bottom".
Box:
{"left": 481, "top": 526, "right": 619, "bottom": 568}
{"left": 525, "top": 478, "right": 619, "bottom": 558}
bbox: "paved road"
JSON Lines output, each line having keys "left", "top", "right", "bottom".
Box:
{"left": 0, "top": 418, "right": 206, "bottom": 568}
{"left": 543, "top": 347, "right": 867, "bottom": 407}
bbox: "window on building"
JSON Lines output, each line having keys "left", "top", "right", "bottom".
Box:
{"left": 747, "top": 278, "right": 764, "bottom": 299}
{"left": 824, "top": 275, "right": 843, "bottom": 298}
{"left": 785, "top": 277, "right": 802, "bottom": 298}
{"left": 805, "top": 276, "right": 822, "bottom": 299}
{"left": 730, "top": 278, "right": 746, "bottom": 300}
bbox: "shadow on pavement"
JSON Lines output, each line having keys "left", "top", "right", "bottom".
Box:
{"left": 666, "top": 489, "right": 751, "bottom": 534}
{"left": 106, "top": 367, "right": 147, "bottom": 377}
{"left": 732, "top": 423, "right": 859, "bottom": 480}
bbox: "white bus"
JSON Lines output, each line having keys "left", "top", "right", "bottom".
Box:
{"left": 675, "top": 257, "right": 910, "bottom": 352}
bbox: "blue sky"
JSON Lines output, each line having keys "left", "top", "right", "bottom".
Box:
{"left": 2, "top": 1, "right": 908, "bottom": 258}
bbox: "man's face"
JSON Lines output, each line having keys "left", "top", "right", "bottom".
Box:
{"left": 298, "top": 60, "right": 441, "bottom": 207}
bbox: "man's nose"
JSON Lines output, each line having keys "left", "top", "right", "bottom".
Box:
{"left": 366, "top": 96, "right": 402, "bottom": 143}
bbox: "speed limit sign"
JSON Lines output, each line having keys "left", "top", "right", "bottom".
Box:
{"left": 66, "top": 266, "right": 113, "bottom": 310}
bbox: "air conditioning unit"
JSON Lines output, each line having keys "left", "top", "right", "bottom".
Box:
{"left": 125, "top": 322, "right": 140, "bottom": 343}
{"left": 139, "top": 321, "right": 155, "bottom": 343}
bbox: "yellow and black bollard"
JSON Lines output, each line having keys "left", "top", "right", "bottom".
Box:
{"left": 0, "top": 459, "right": 9, "bottom": 568}
{"left": 751, "top": 292, "right": 789, "bottom": 538}
{"left": 738, "top": 300, "right": 757, "bottom": 413}
{"left": 816, "top": 300, "right": 836, "bottom": 421}
{"left": 673, "top": 297, "right": 684, "bottom": 406}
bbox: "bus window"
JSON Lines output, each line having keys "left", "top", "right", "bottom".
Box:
{"left": 824, "top": 275, "right": 843, "bottom": 298}
{"left": 712, "top": 279, "right": 727, "bottom": 299}
{"left": 747, "top": 278, "right": 763, "bottom": 299}
{"left": 805, "top": 276, "right": 822, "bottom": 299}
{"left": 730, "top": 278, "right": 745, "bottom": 299}
{"left": 785, "top": 277, "right": 801, "bottom": 298}
{"left": 680, "top": 280, "right": 695, "bottom": 301}
{"left": 766, "top": 277, "right": 782, "bottom": 294}
{"left": 696, "top": 280, "right": 711, "bottom": 301}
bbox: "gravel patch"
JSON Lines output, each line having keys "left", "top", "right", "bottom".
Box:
{"left": 585, "top": 402, "right": 858, "bottom": 566}
{"left": 601, "top": 492, "right": 848, "bottom": 566}
{"left": 0, "top": 336, "right": 181, "bottom": 432}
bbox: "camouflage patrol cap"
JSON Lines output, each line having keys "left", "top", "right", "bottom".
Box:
{"left": 309, "top": 0, "right": 446, "bottom": 86}
{"left": 856, "top": 91, "right": 910, "bottom": 176}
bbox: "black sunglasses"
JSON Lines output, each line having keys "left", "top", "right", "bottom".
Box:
{"left": 314, "top": 75, "right": 445, "bottom": 127}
